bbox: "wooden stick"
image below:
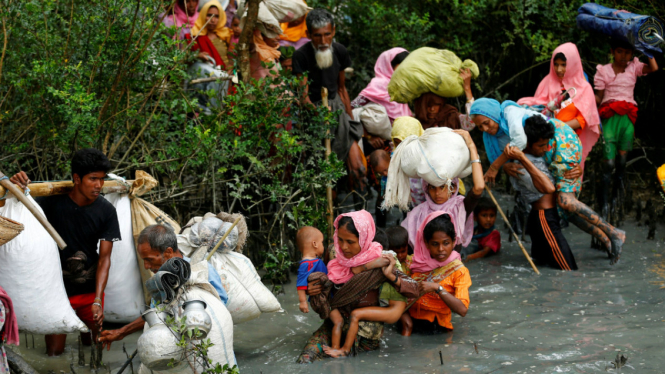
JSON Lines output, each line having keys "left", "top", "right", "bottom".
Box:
{"left": 206, "top": 216, "right": 242, "bottom": 261}
{"left": 321, "top": 87, "right": 334, "bottom": 242}
{"left": 0, "top": 179, "right": 132, "bottom": 197}
{"left": 485, "top": 186, "right": 540, "bottom": 275}
{"left": 0, "top": 171, "right": 68, "bottom": 250}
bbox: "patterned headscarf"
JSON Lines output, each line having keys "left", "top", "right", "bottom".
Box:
{"left": 409, "top": 210, "right": 463, "bottom": 273}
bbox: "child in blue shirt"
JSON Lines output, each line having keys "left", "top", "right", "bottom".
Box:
{"left": 296, "top": 226, "right": 327, "bottom": 313}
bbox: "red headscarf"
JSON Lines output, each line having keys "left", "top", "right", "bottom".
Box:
{"left": 518, "top": 43, "right": 600, "bottom": 165}
{"left": 327, "top": 210, "right": 383, "bottom": 284}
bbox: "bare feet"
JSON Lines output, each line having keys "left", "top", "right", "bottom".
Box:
{"left": 609, "top": 229, "right": 626, "bottom": 265}
{"left": 322, "top": 345, "right": 349, "bottom": 358}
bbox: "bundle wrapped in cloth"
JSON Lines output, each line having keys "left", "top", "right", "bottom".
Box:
{"left": 577, "top": 3, "right": 664, "bottom": 58}
{"left": 177, "top": 212, "right": 281, "bottom": 324}
{"left": 388, "top": 47, "right": 479, "bottom": 104}
{"left": 238, "top": 0, "right": 309, "bottom": 38}
{"left": 145, "top": 258, "right": 191, "bottom": 304}
{"left": 382, "top": 127, "right": 472, "bottom": 211}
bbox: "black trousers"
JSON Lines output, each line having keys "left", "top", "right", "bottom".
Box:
{"left": 527, "top": 207, "right": 578, "bottom": 271}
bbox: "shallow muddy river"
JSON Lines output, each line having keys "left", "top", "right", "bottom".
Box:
{"left": 8, "top": 195, "right": 665, "bottom": 373}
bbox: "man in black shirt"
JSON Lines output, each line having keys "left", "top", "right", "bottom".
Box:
{"left": 292, "top": 8, "right": 366, "bottom": 193}
{"left": 10, "top": 149, "right": 120, "bottom": 356}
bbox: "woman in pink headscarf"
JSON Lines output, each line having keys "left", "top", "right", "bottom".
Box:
{"left": 297, "top": 210, "right": 418, "bottom": 363}
{"left": 162, "top": 0, "right": 200, "bottom": 40}
{"left": 400, "top": 129, "right": 485, "bottom": 250}
{"left": 402, "top": 210, "right": 471, "bottom": 335}
{"left": 352, "top": 48, "right": 412, "bottom": 150}
{"left": 518, "top": 43, "right": 600, "bottom": 170}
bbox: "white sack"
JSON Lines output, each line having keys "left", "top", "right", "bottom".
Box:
{"left": 352, "top": 102, "right": 392, "bottom": 140}
{"left": 99, "top": 194, "right": 145, "bottom": 323}
{"left": 0, "top": 196, "right": 88, "bottom": 334}
{"left": 238, "top": 0, "right": 283, "bottom": 38}
{"left": 383, "top": 127, "right": 472, "bottom": 211}
{"left": 264, "top": 0, "right": 309, "bottom": 23}
{"left": 209, "top": 251, "right": 281, "bottom": 324}
{"left": 139, "top": 262, "right": 235, "bottom": 374}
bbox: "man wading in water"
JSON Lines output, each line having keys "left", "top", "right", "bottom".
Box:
{"left": 10, "top": 149, "right": 120, "bottom": 356}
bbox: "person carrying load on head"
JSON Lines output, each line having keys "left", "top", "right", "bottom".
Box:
{"left": 99, "top": 224, "right": 228, "bottom": 349}
{"left": 352, "top": 48, "right": 412, "bottom": 153}
{"left": 517, "top": 43, "right": 601, "bottom": 172}
{"left": 593, "top": 38, "right": 658, "bottom": 220}
{"left": 9, "top": 149, "right": 120, "bottom": 356}
{"left": 279, "top": 5, "right": 310, "bottom": 50}
{"left": 471, "top": 99, "right": 626, "bottom": 265}
{"left": 399, "top": 130, "right": 484, "bottom": 250}
{"left": 292, "top": 8, "right": 366, "bottom": 195}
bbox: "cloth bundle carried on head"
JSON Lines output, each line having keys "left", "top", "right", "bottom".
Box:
{"left": 388, "top": 47, "right": 479, "bottom": 104}
{"left": 383, "top": 127, "right": 472, "bottom": 211}
{"left": 576, "top": 3, "right": 664, "bottom": 58}
{"left": 145, "top": 258, "right": 191, "bottom": 304}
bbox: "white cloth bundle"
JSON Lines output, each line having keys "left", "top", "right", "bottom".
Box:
{"left": 383, "top": 127, "right": 472, "bottom": 211}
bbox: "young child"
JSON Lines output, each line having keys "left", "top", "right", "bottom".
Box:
{"left": 594, "top": 38, "right": 658, "bottom": 218}
{"left": 386, "top": 225, "right": 410, "bottom": 266}
{"left": 373, "top": 228, "right": 389, "bottom": 251}
{"left": 230, "top": 14, "right": 241, "bottom": 47}
{"left": 296, "top": 226, "right": 327, "bottom": 313}
{"left": 461, "top": 197, "right": 501, "bottom": 262}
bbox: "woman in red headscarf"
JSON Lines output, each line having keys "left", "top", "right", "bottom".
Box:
{"left": 518, "top": 43, "right": 600, "bottom": 171}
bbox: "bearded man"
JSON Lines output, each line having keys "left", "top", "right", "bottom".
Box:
{"left": 292, "top": 8, "right": 367, "bottom": 193}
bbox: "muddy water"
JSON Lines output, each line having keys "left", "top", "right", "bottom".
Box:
{"left": 9, "top": 195, "right": 665, "bottom": 373}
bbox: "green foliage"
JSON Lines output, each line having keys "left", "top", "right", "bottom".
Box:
{"left": 0, "top": 0, "right": 345, "bottom": 287}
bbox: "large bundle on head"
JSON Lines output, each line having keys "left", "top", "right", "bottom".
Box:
{"left": 576, "top": 3, "right": 664, "bottom": 58}
{"left": 0, "top": 196, "right": 88, "bottom": 334}
{"left": 388, "top": 47, "right": 479, "bottom": 104}
{"left": 382, "top": 127, "right": 472, "bottom": 211}
{"left": 238, "top": 0, "right": 309, "bottom": 38}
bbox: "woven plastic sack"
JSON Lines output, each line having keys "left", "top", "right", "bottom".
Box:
{"left": 383, "top": 127, "right": 472, "bottom": 211}
{"left": 189, "top": 218, "right": 238, "bottom": 251}
{"left": 99, "top": 193, "right": 145, "bottom": 323}
{"left": 209, "top": 251, "right": 282, "bottom": 324}
{"left": 0, "top": 195, "right": 88, "bottom": 334}
{"left": 388, "top": 47, "right": 479, "bottom": 103}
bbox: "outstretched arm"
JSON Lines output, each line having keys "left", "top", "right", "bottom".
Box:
{"left": 464, "top": 246, "right": 493, "bottom": 262}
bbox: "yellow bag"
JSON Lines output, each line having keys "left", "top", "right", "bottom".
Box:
{"left": 129, "top": 171, "right": 182, "bottom": 303}
{"left": 388, "top": 47, "right": 479, "bottom": 103}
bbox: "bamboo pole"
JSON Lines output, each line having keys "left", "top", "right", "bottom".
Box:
{"left": 485, "top": 186, "right": 540, "bottom": 275}
{"left": 321, "top": 87, "right": 334, "bottom": 242}
{"left": 0, "top": 179, "right": 133, "bottom": 197}
{"left": 0, "top": 171, "right": 68, "bottom": 250}
{"left": 206, "top": 217, "right": 242, "bottom": 261}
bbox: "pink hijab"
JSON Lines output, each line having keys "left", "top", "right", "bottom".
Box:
{"left": 162, "top": 2, "right": 199, "bottom": 40}
{"left": 518, "top": 43, "right": 600, "bottom": 167}
{"left": 401, "top": 179, "right": 473, "bottom": 250}
{"left": 327, "top": 210, "right": 384, "bottom": 284}
{"left": 410, "top": 211, "right": 463, "bottom": 273}
{"left": 359, "top": 48, "right": 413, "bottom": 120}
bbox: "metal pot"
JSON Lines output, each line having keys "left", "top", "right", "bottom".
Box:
{"left": 137, "top": 309, "right": 185, "bottom": 371}
{"left": 182, "top": 299, "right": 212, "bottom": 339}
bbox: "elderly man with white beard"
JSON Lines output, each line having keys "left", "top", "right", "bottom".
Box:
{"left": 292, "top": 8, "right": 367, "bottom": 196}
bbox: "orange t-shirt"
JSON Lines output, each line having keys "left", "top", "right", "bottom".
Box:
{"left": 556, "top": 102, "right": 586, "bottom": 137}
{"left": 407, "top": 265, "right": 471, "bottom": 330}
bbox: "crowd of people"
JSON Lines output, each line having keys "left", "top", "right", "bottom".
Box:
{"left": 0, "top": 0, "right": 659, "bottom": 369}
